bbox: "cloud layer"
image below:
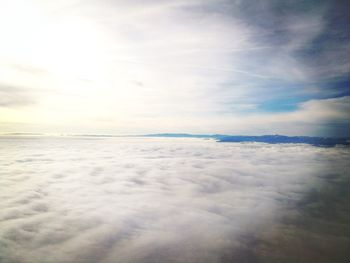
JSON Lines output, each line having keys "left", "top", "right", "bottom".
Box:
{"left": 1, "top": 137, "right": 349, "bottom": 263}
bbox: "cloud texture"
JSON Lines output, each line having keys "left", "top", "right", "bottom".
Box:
{"left": 1, "top": 137, "right": 349, "bottom": 263}
{"left": 0, "top": 0, "right": 349, "bottom": 135}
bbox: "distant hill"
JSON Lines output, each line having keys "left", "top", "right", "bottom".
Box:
{"left": 143, "top": 134, "right": 350, "bottom": 147}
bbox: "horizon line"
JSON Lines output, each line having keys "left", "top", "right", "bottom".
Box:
{"left": 1, "top": 132, "right": 349, "bottom": 139}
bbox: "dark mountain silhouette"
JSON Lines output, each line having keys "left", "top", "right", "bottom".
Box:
{"left": 144, "top": 134, "right": 350, "bottom": 147}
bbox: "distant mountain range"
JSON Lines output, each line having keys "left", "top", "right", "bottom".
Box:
{"left": 3, "top": 133, "right": 349, "bottom": 147}
{"left": 144, "top": 134, "right": 350, "bottom": 147}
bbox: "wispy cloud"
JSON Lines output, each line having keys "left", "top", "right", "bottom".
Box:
{"left": 0, "top": 0, "right": 348, "bottom": 135}
{"left": 0, "top": 85, "right": 36, "bottom": 108}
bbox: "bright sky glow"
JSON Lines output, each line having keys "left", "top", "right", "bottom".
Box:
{"left": 0, "top": 0, "right": 349, "bottom": 136}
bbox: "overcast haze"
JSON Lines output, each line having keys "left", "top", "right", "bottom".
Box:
{"left": 0, "top": 0, "right": 349, "bottom": 136}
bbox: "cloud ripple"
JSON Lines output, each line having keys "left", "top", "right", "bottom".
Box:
{"left": 0, "top": 137, "right": 349, "bottom": 263}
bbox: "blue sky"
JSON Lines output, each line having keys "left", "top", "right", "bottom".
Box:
{"left": 0, "top": 0, "right": 349, "bottom": 136}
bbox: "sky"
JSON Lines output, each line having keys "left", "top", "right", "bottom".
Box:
{"left": 0, "top": 0, "right": 349, "bottom": 136}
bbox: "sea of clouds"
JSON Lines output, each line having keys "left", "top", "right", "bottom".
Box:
{"left": 0, "top": 136, "right": 349, "bottom": 263}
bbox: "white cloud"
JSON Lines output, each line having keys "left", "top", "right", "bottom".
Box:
{"left": 0, "top": 0, "right": 256, "bottom": 132}
{"left": 1, "top": 137, "right": 349, "bottom": 263}
{"left": 0, "top": 0, "right": 348, "bottom": 136}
